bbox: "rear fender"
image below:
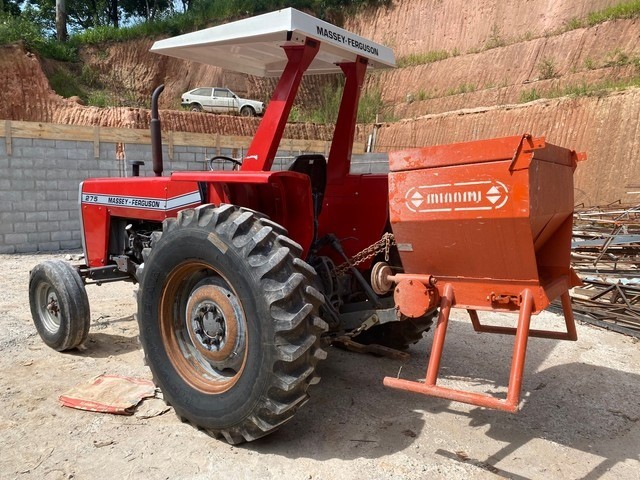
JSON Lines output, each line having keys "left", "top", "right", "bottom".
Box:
{"left": 318, "top": 174, "right": 389, "bottom": 268}
{"left": 172, "top": 170, "right": 314, "bottom": 256}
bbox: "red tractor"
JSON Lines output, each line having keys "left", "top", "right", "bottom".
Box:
{"left": 29, "top": 9, "right": 582, "bottom": 444}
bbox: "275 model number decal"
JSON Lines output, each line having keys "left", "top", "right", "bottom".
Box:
{"left": 81, "top": 191, "right": 201, "bottom": 211}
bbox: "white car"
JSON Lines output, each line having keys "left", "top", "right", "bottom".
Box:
{"left": 181, "top": 87, "right": 264, "bottom": 116}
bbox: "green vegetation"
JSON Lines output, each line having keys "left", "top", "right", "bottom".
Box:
{"left": 581, "top": 50, "right": 640, "bottom": 71}
{"left": 80, "top": 64, "right": 101, "bottom": 88}
{"left": 484, "top": 23, "right": 506, "bottom": 50}
{"left": 602, "top": 48, "right": 640, "bottom": 69}
{"left": 538, "top": 57, "right": 558, "bottom": 80}
{"left": 288, "top": 83, "right": 385, "bottom": 124}
{"left": 397, "top": 50, "right": 451, "bottom": 68}
{"left": 0, "top": 13, "right": 77, "bottom": 60}
{"left": 584, "top": 57, "right": 596, "bottom": 70}
{"left": 87, "top": 90, "right": 111, "bottom": 108}
{"left": 519, "top": 76, "right": 640, "bottom": 103}
{"left": 48, "top": 68, "right": 86, "bottom": 98}
{"left": 445, "top": 83, "right": 476, "bottom": 96}
{"left": 357, "top": 88, "right": 383, "bottom": 123}
{"left": 1, "top": 0, "right": 391, "bottom": 61}
{"left": 416, "top": 89, "right": 431, "bottom": 101}
{"left": 563, "top": 17, "right": 585, "bottom": 31}
{"left": 562, "top": 0, "right": 640, "bottom": 31}
{"left": 519, "top": 89, "right": 541, "bottom": 103}
{"left": 586, "top": 0, "right": 640, "bottom": 25}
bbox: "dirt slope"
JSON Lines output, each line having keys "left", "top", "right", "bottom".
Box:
{"left": 0, "top": 43, "right": 331, "bottom": 140}
{"left": 78, "top": 40, "right": 335, "bottom": 111}
{"left": 366, "top": 88, "right": 640, "bottom": 205}
{"left": 345, "top": 0, "right": 624, "bottom": 57}
{"left": 366, "top": 19, "right": 640, "bottom": 114}
{"left": 51, "top": 105, "right": 334, "bottom": 139}
{"left": 0, "top": 44, "right": 66, "bottom": 122}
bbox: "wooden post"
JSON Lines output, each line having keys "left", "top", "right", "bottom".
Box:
{"left": 5, "top": 120, "right": 12, "bottom": 156}
{"left": 93, "top": 126, "right": 100, "bottom": 158}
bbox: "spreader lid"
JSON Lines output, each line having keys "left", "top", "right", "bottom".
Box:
{"left": 150, "top": 8, "right": 395, "bottom": 77}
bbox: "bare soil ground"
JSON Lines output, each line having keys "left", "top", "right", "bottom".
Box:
{"left": 1, "top": 251, "right": 639, "bottom": 480}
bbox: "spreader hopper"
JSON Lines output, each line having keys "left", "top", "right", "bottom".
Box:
{"left": 383, "top": 134, "right": 586, "bottom": 411}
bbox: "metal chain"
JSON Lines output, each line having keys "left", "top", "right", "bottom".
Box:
{"left": 335, "top": 233, "right": 395, "bottom": 276}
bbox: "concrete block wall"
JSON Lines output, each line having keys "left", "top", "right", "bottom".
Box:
{"left": 0, "top": 139, "right": 231, "bottom": 254}
{"left": 1, "top": 138, "right": 96, "bottom": 254}
{"left": 0, "top": 138, "right": 388, "bottom": 254}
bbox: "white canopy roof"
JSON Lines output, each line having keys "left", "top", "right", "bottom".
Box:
{"left": 150, "top": 8, "right": 395, "bottom": 77}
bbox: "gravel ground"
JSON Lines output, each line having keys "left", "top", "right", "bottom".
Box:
{"left": 1, "top": 251, "right": 639, "bottom": 480}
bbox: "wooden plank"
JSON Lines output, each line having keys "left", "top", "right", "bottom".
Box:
{"left": 4, "top": 120, "right": 11, "bottom": 156}
{"left": 168, "top": 130, "right": 174, "bottom": 161}
{"left": 7, "top": 120, "right": 95, "bottom": 142}
{"left": 352, "top": 142, "right": 365, "bottom": 154}
{"left": 0, "top": 120, "right": 363, "bottom": 156}
{"left": 99, "top": 126, "right": 152, "bottom": 144}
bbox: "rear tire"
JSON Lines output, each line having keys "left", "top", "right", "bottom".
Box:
{"left": 138, "top": 204, "right": 327, "bottom": 444}
{"left": 240, "top": 106, "right": 255, "bottom": 117}
{"left": 29, "top": 260, "right": 90, "bottom": 351}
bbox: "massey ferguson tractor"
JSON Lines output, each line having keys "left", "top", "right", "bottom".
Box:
{"left": 29, "top": 9, "right": 584, "bottom": 444}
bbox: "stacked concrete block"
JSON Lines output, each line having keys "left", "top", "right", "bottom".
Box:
{"left": 0, "top": 138, "right": 389, "bottom": 254}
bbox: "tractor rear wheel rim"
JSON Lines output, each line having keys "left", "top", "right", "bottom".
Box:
{"left": 36, "top": 283, "right": 61, "bottom": 333}
{"left": 160, "top": 261, "right": 248, "bottom": 394}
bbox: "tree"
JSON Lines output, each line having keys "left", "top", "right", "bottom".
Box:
{"left": 121, "top": 0, "right": 169, "bottom": 22}
{"left": 1, "top": 0, "right": 24, "bottom": 16}
{"left": 56, "top": 0, "right": 67, "bottom": 41}
{"left": 25, "top": 0, "right": 117, "bottom": 30}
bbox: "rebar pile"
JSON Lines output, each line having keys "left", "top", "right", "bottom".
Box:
{"left": 567, "top": 203, "right": 640, "bottom": 337}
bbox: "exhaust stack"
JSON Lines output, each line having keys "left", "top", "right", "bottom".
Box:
{"left": 150, "top": 85, "right": 165, "bottom": 177}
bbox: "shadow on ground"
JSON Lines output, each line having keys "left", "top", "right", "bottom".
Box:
{"left": 244, "top": 317, "right": 639, "bottom": 477}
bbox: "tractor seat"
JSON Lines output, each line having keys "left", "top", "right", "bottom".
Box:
{"left": 288, "top": 154, "right": 327, "bottom": 218}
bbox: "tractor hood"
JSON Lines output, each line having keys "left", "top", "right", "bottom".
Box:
{"left": 150, "top": 8, "right": 395, "bottom": 77}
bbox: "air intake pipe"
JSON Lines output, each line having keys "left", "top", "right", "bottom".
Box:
{"left": 150, "top": 85, "right": 165, "bottom": 177}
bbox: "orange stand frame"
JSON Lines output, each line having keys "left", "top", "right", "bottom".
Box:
{"left": 383, "top": 284, "right": 578, "bottom": 412}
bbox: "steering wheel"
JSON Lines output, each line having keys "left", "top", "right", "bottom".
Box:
{"left": 208, "top": 155, "right": 243, "bottom": 171}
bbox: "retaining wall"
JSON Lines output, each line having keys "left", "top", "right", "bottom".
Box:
{"left": 0, "top": 123, "right": 382, "bottom": 254}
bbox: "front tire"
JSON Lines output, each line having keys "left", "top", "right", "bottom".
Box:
{"left": 29, "top": 260, "right": 90, "bottom": 351}
{"left": 190, "top": 103, "right": 203, "bottom": 112}
{"left": 138, "top": 204, "right": 327, "bottom": 443}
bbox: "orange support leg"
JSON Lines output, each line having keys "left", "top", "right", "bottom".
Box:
{"left": 425, "top": 283, "right": 454, "bottom": 385}
{"left": 384, "top": 287, "right": 539, "bottom": 412}
{"left": 468, "top": 290, "right": 578, "bottom": 341}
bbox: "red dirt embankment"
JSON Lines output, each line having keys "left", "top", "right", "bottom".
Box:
{"left": 52, "top": 105, "right": 334, "bottom": 140}
{"left": 78, "top": 40, "right": 334, "bottom": 111}
{"left": 367, "top": 19, "right": 640, "bottom": 116}
{"left": 0, "top": 43, "right": 332, "bottom": 141}
{"left": 0, "top": 44, "right": 65, "bottom": 122}
{"left": 345, "top": 0, "right": 623, "bottom": 58}
{"left": 365, "top": 89, "right": 640, "bottom": 205}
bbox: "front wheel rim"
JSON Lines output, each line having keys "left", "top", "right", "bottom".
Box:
{"left": 36, "top": 283, "right": 61, "bottom": 333}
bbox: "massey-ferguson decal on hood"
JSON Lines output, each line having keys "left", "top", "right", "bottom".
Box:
{"left": 405, "top": 180, "right": 509, "bottom": 213}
